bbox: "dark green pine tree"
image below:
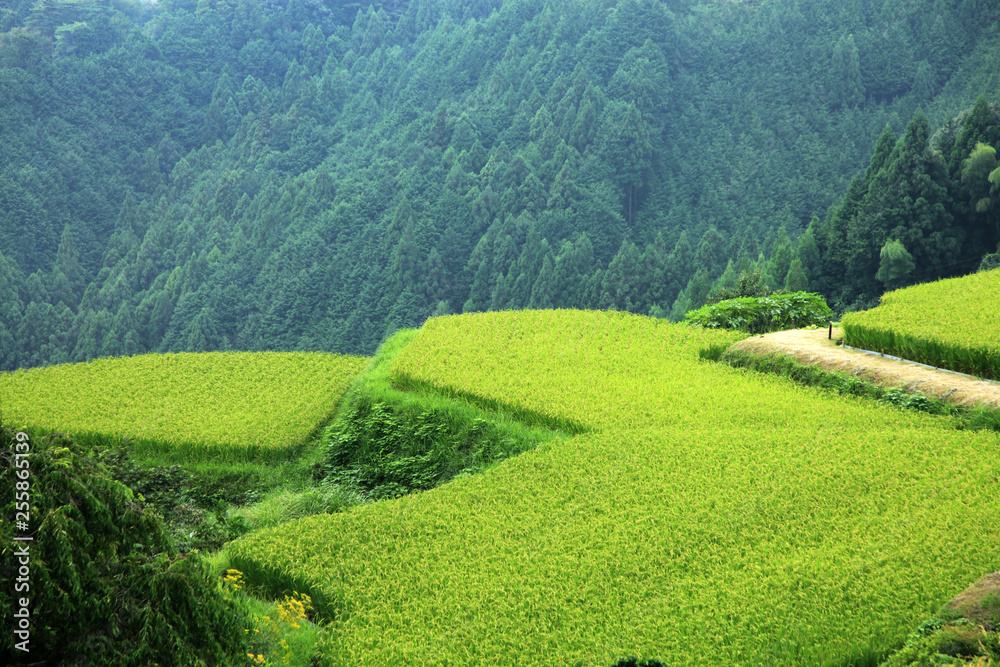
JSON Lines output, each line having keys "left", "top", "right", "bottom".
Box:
{"left": 387, "top": 223, "right": 422, "bottom": 303}
{"left": 72, "top": 308, "right": 112, "bottom": 362}
{"left": 764, "top": 230, "right": 795, "bottom": 291}
{"left": 669, "top": 267, "right": 711, "bottom": 322}
{"left": 384, "top": 287, "right": 428, "bottom": 339}
{"left": 103, "top": 190, "right": 141, "bottom": 270}
{"left": 506, "top": 227, "right": 546, "bottom": 309}
{"left": 0, "top": 252, "right": 25, "bottom": 348}
{"left": 911, "top": 60, "right": 937, "bottom": 100}
{"left": 551, "top": 233, "right": 594, "bottom": 309}
{"left": 694, "top": 227, "right": 728, "bottom": 279}
{"left": 462, "top": 257, "right": 492, "bottom": 313}
{"left": 831, "top": 33, "right": 865, "bottom": 108}
{"left": 784, "top": 258, "right": 809, "bottom": 292}
{"left": 848, "top": 110, "right": 958, "bottom": 296}
{"left": 48, "top": 225, "right": 87, "bottom": 310}
{"left": 185, "top": 306, "right": 221, "bottom": 352}
{"left": 823, "top": 124, "right": 898, "bottom": 295}
{"left": 102, "top": 300, "right": 143, "bottom": 358}
{"left": 794, "top": 221, "right": 822, "bottom": 292}
{"left": 664, "top": 231, "right": 694, "bottom": 307}
{"left": 636, "top": 231, "right": 669, "bottom": 313}
{"left": 423, "top": 247, "right": 448, "bottom": 306}
{"left": 599, "top": 100, "right": 653, "bottom": 225}
{"left": 528, "top": 254, "right": 556, "bottom": 309}
{"left": 599, "top": 240, "right": 641, "bottom": 311}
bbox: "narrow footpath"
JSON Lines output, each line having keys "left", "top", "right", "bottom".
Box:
{"left": 729, "top": 327, "right": 1000, "bottom": 409}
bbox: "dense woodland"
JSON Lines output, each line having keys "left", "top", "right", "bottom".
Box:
{"left": 1, "top": 0, "right": 1000, "bottom": 370}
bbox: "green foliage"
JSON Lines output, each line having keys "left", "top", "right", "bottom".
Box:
{"left": 876, "top": 239, "right": 916, "bottom": 289}
{"left": 231, "top": 485, "right": 365, "bottom": 532}
{"left": 228, "top": 310, "right": 1000, "bottom": 665}
{"left": 842, "top": 269, "right": 1000, "bottom": 380}
{"left": 4, "top": 0, "right": 1000, "bottom": 368}
{"left": 222, "top": 569, "right": 322, "bottom": 667}
{"left": 320, "top": 328, "right": 564, "bottom": 501}
{"left": 684, "top": 292, "right": 834, "bottom": 334}
{"left": 706, "top": 267, "right": 774, "bottom": 304}
{"left": 96, "top": 445, "right": 259, "bottom": 552}
{"left": 979, "top": 253, "right": 1000, "bottom": 272}
{"left": 881, "top": 619, "right": 1000, "bottom": 666}
{"left": 878, "top": 387, "right": 934, "bottom": 413}
{"left": 821, "top": 100, "right": 1000, "bottom": 310}
{"left": 0, "top": 423, "right": 252, "bottom": 665}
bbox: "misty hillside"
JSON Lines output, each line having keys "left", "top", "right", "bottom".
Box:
{"left": 1, "top": 0, "right": 999, "bottom": 368}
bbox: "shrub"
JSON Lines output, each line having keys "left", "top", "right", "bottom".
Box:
{"left": 0, "top": 423, "right": 252, "bottom": 665}
{"left": 321, "top": 396, "right": 527, "bottom": 499}
{"left": 684, "top": 291, "right": 834, "bottom": 333}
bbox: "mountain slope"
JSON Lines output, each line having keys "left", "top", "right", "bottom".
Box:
{"left": 2, "top": 0, "right": 1000, "bottom": 368}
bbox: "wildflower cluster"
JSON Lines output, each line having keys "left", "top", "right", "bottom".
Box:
{"left": 223, "top": 569, "right": 314, "bottom": 666}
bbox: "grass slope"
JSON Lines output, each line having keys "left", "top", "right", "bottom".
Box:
{"left": 316, "top": 328, "right": 571, "bottom": 501}
{"left": 0, "top": 351, "right": 367, "bottom": 462}
{"left": 228, "top": 310, "right": 1000, "bottom": 666}
{"left": 842, "top": 269, "right": 1000, "bottom": 380}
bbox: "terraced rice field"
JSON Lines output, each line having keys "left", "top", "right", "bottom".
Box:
{"left": 0, "top": 351, "right": 367, "bottom": 460}
{"left": 229, "top": 310, "right": 1000, "bottom": 665}
{"left": 842, "top": 269, "right": 1000, "bottom": 380}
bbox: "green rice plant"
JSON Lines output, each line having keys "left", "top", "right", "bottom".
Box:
{"left": 0, "top": 351, "right": 367, "bottom": 463}
{"left": 841, "top": 269, "right": 1000, "bottom": 379}
{"left": 227, "top": 310, "right": 1000, "bottom": 666}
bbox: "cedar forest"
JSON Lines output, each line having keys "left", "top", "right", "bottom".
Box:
{"left": 1, "top": 0, "right": 1000, "bottom": 370}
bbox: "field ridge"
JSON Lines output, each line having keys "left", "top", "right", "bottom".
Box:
{"left": 730, "top": 328, "right": 1000, "bottom": 409}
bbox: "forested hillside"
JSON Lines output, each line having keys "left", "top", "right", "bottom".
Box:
{"left": 2, "top": 0, "right": 999, "bottom": 369}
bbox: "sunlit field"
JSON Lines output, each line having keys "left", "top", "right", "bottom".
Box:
{"left": 0, "top": 351, "right": 367, "bottom": 461}
{"left": 843, "top": 269, "right": 1000, "bottom": 379}
{"left": 230, "top": 310, "right": 1000, "bottom": 666}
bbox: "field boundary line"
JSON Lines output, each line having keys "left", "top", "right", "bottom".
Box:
{"left": 839, "top": 343, "right": 1000, "bottom": 385}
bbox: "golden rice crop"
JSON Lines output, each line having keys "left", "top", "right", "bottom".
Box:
{"left": 228, "top": 310, "right": 1000, "bottom": 665}
{"left": 0, "top": 351, "right": 367, "bottom": 458}
{"left": 842, "top": 269, "right": 1000, "bottom": 379}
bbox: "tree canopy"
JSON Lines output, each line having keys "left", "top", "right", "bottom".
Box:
{"left": 2, "top": 0, "right": 1000, "bottom": 368}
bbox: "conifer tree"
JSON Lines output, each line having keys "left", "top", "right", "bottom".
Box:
{"left": 784, "top": 258, "right": 809, "bottom": 292}
{"left": 875, "top": 239, "right": 916, "bottom": 289}
{"left": 831, "top": 33, "right": 865, "bottom": 108}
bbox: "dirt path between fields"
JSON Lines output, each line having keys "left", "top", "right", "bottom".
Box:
{"left": 729, "top": 327, "right": 1000, "bottom": 409}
